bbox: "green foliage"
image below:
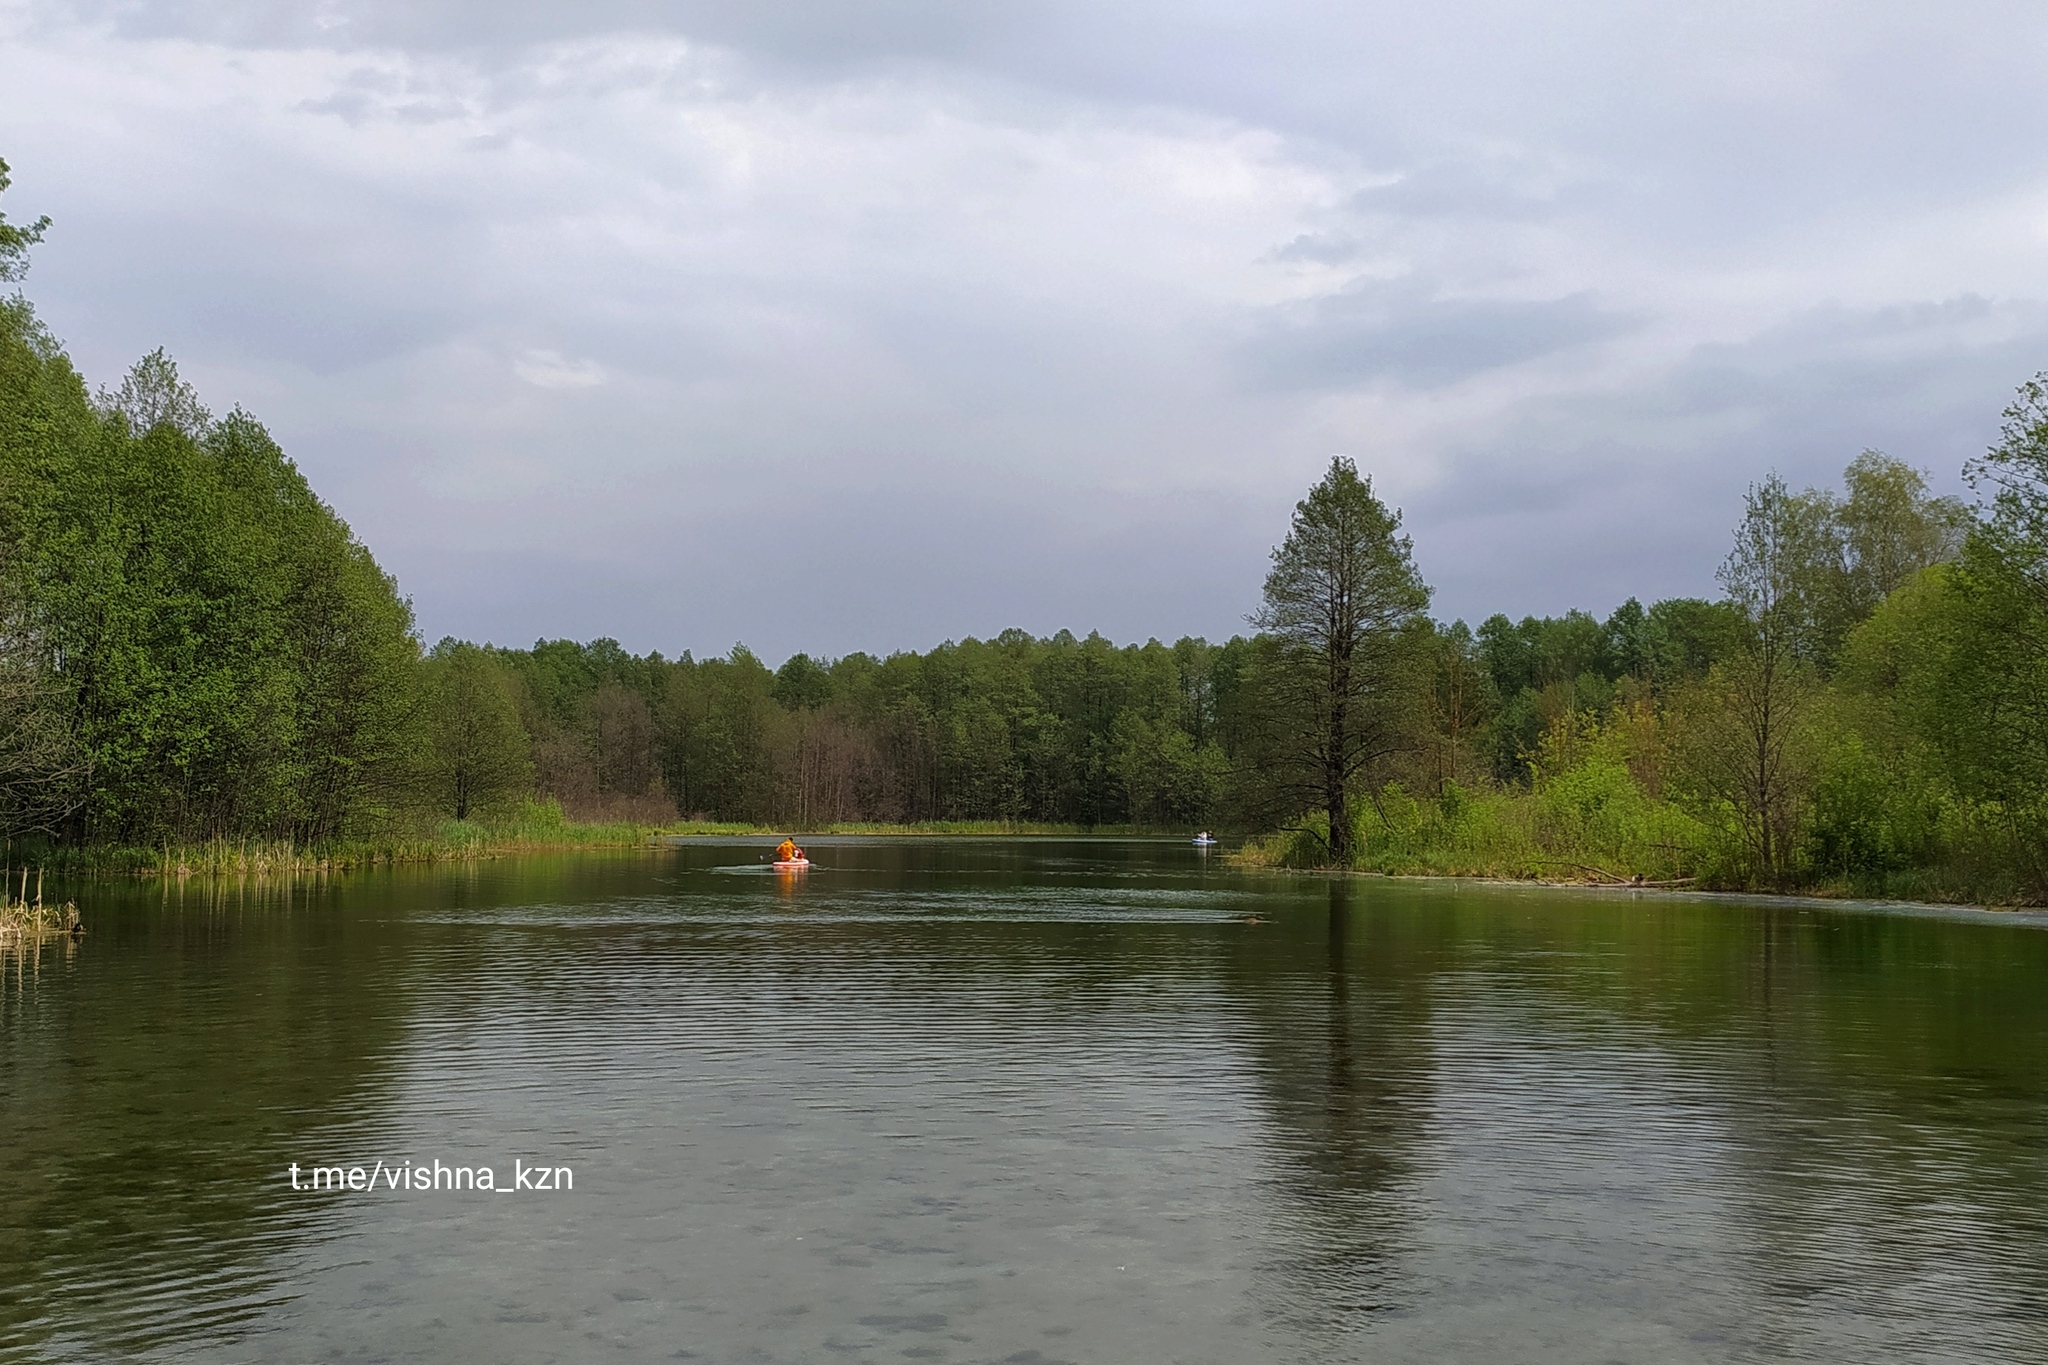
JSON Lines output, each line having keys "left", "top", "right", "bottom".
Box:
{"left": 1834, "top": 554, "right": 2048, "bottom": 899}
{"left": 1479, "top": 607, "right": 1612, "bottom": 697}
{"left": 1967, "top": 371, "right": 2048, "bottom": 558}
{"left": 1839, "top": 451, "right": 1971, "bottom": 609}
{"left": 772, "top": 653, "right": 833, "bottom": 710}
{"left": 401, "top": 620, "right": 1245, "bottom": 830}
{"left": 1643, "top": 597, "right": 1746, "bottom": 682}
{"left": 1239, "top": 713, "right": 1709, "bottom": 884}
{"left": 1238, "top": 415, "right": 2042, "bottom": 905}
{"left": 1469, "top": 598, "right": 1741, "bottom": 784}
{"left": 1248, "top": 456, "right": 1431, "bottom": 860}
{"left": 0, "top": 301, "right": 418, "bottom": 845}
{"left": 1803, "top": 729, "right": 1931, "bottom": 880}
{"left": 1709, "top": 456, "right": 1968, "bottom": 672}
{"left": 107, "top": 347, "right": 211, "bottom": 439}
{"left": 0, "top": 159, "right": 49, "bottom": 284}
{"left": 1109, "top": 711, "right": 1228, "bottom": 826}
{"left": 421, "top": 641, "right": 531, "bottom": 820}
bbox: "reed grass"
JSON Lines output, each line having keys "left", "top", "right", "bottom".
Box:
{"left": 13, "top": 805, "right": 1144, "bottom": 883}
{"left": 21, "top": 800, "right": 671, "bottom": 879}
{"left": 0, "top": 860, "right": 79, "bottom": 937}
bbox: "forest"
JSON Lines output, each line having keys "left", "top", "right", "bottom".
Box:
{"left": 2, "top": 161, "right": 2045, "bottom": 902}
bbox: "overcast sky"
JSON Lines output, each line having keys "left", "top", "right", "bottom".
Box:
{"left": 4, "top": 1, "right": 2046, "bottom": 661}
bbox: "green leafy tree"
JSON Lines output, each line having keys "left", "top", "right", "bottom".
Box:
{"left": 1642, "top": 597, "right": 1745, "bottom": 684}
{"left": 1109, "top": 711, "right": 1226, "bottom": 826}
{"left": 1477, "top": 609, "right": 1621, "bottom": 780}
{"left": 44, "top": 382, "right": 296, "bottom": 838}
{"left": 37, "top": 385, "right": 420, "bottom": 842}
{"left": 0, "top": 177, "right": 80, "bottom": 835}
{"left": 1687, "top": 474, "right": 1824, "bottom": 883}
{"left": 207, "top": 411, "right": 421, "bottom": 838}
{"left": 664, "top": 646, "right": 776, "bottom": 820}
{"left": 1900, "top": 375, "right": 2048, "bottom": 890}
{"left": 771, "top": 653, "right": 833, "bottom": 710}
{"left": 1965, "top": 372, "right": 2048, "bottom": 608}
{"left": 1, "top": 230, "right": 420, "bottom": 845}
{"left": 1838, "top": 451, "right": 1970, "bottom": 609}
{"left": 1416, "top": 619, "right": 1495, "bottom": 795}
{"left": 1714, "top": 453, "right": 1971, "bottom": 672}
{"left": 1825, "top": 573, "right": 1967, "bottom": 880}
{"left": 1602, "top": 598, "right": 1653, "bottom": 681}
{"left": 104, "top": 347, "right": 213, "bottom": 440}
{"left": 421, "top": 642, "right": 531, "bottom": 821}
{"left": 1250, "top": 457, "right": 1431, "bottom": 863}
{"left": 0, "top": 158, "right": 48, "bottom": 284}
{"left": 590, "top": 681, "right": 663, "bottom": 807}
{"left": 0, "top": 558, "right": 82, "bottom": 835}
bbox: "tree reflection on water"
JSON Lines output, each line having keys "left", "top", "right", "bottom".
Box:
{"left": 1227, "top": 877, "right": 1441, "bottom": 1335}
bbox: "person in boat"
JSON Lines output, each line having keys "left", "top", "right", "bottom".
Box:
{"left": 775, "top": 838, "right": 799, "bottom": 863}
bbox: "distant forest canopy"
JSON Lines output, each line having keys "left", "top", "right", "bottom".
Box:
{"left": 452, "top": 591, "right": 1750, "bottom": 829}
{"left": 3, "top": 159, "right": 2046, "bottom": 899}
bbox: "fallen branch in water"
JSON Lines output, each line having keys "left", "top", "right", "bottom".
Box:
{"left": 1532, "top": 860, "right": 1698, "bottom": 890}
{"left": 1534, "top": 859, "right": 1635, "bottom": 884}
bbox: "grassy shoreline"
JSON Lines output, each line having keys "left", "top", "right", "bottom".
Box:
{"left": 17, "top": 815, "right": 1144, "bottom": 879}
{"left": 1229, "top": 816, "right": 2037, "bottom": 909}
{"left": 1222, "top": 858, "right": 2034, "bottom": 915}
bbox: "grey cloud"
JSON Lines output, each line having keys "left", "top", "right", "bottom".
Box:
{"left": 1269, "top": 233, "right": 1365, "bottom": 266}
{"left": 187, "top": 294, "right": 446, "bottom": 374}
{"left": 296, "top": 89, "right": 473, "bottom": 127}
{"left": 1613, "top": 296, "right": 2040, "bottom": 482}
{"left": 43, "top": 0, "right": 1039, "bottom": 64}
{"left": 394, "top": 470, "right": 1274, "bottom": 661}
{"left": 40, "top": 2, "right": 2048, "bottom": 238}
{"left": 1406, "top": 296, "right": 2048, "bottom": 623}
{"left": 1244, "top": 284, "right": 1638, "bottom": 391}
{"left": 43, "top": 210, "right": 468, "bottom": 376}
{"left": 1350, "top": 157, "right": 1602, "bottom": 222}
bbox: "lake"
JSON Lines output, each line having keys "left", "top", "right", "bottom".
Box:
{"left": 3, "top": 837, "right": 2046, "bottom": 1363}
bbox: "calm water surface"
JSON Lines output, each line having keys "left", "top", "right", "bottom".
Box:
{"left": 3, "top": 838, "right": 2046, "bottom": 1363}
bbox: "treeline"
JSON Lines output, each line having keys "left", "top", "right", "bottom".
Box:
{"left": 427, "top": 631, "right": 1243, "bottom": 827}
{"left": 412, "top": 440, "right": 1994, "bottom": 862}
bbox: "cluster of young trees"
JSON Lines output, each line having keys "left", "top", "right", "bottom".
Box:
{"left": 1, "top": 166, "right": 419, "bottom": 846}
{"left": 0, "top": 329, "right": 421, "bottom": 843}
{"left": 2, "top": 159, "right": 2044, "bottom": 896}
{"left": 1823, "top": 384, "right": 2048, "bottom": 893}
{"left": 1250, "top": 438, "right": 2046, "bottom": 899}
